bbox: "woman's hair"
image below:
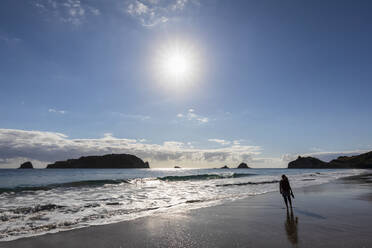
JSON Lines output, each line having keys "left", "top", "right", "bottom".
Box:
{"left": 282, "top": 174, "right": 288, "bottom": 180}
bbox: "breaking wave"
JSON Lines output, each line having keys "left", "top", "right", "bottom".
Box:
{"left": 0, "top": 179, "right": 130, "bottom": 194}
{"left": 216, "top": 180, "right": 279, "bottom": 187}
{"left": 157, "top": 173, "right": 255, "bottom": 181}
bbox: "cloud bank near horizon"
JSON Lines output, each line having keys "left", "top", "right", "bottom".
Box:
{"left": 0, "top": 128, "right": 262, "bottom": 168}
{"left": 0, "top": 128, "right": 368, "bottom": 169}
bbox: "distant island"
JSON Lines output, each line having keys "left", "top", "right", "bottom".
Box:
{"left": 218, "top": 163, "right": 249, "bottom": 169}
{"left": 237, "top": 163, "right": 250, "bottom": 169}
{"left": 46, "top": 154, "right": 150, "bottom": 169}
{"left": 19, "top": 161, "right": 33, "bottom": 169}
{"left": 288, "top": 151, "right": 372, "bottom": 169}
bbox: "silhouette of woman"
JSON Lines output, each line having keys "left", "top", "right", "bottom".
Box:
{"left": 280, "top": 175, "right": 294, "bottom": 209}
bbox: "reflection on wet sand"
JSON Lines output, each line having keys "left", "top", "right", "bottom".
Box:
{"left": 285, "top": 209, "right": 299, "bottom": 246}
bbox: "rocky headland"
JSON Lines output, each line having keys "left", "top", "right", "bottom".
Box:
{"left": 288, "top": 151, "right": 372, "bottom": 169}
{"left": 46, "top": 154, "right": 150, "bottom": 169}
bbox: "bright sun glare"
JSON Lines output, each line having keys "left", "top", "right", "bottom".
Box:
{"left": 162, "top": 49, "right": 192, "bottom": 80}
{"left": 154, "top": 40, "right": 201, "bottom": 90}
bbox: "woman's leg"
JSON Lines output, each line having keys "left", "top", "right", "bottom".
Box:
{"left": 288, "top": 195, "right": 292, "bottom": 208}
{"left": 283, "top": 195, "right": 288, "bottom": 208}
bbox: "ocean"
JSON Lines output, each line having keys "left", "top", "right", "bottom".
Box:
{"left": 0, "top": 168, "right": 365, "bottom": 241}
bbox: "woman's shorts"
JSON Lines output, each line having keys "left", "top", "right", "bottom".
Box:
{"left": 282, "top": 191, "right": 291, "bottom": 198}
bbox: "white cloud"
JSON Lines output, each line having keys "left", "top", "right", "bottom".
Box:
{"left": 34, "top": 2, "right": 46, "bottom": 10}
{"left": 0, "top": 128, "right": 261, "bottom": 168}
{"left": 128, "top": 1, "right": 149, "bottom": 15}
{"left": 48, "top": 108, "right": 67, "bottom": 114}
{"left": 125, "top": 0, "right": 199, "bottom": 27}
{"left": 88, "top": 6, "right": 101, "bottom": 16}
{"left": 113, "top": 112, "right": 151, "bottom": 121}
{"left": 208, "top": 139, "right": 231, "bottom": 145}
{"left": 163, "top": 141, "right": 186, "bottom": 149}
{"left": 177, "top": 109, "right": 209, "bottom": 124}
{"left": 103, "top": 133, "right": 115, "bottom": 139}
{"left": 0, "top": 34, "right": 21, "bottom": 44}
{"left": 33, "top": 0, "right": 100, "bottom": 25}
{"left": 171, "top": 0, "right": 188, "bottom": 11}
{"left": 197, "top": 117, "right": 209, "bottom": 123}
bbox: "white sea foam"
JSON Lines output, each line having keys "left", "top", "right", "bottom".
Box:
{"left": 0, "top": 168, "right": 366, "bottom": 241}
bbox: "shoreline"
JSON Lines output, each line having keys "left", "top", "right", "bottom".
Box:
{"left": 1, "top": 173, "right": 371, "bottom": 247}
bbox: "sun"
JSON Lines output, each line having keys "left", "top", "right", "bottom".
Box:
{"left": 161, "top": 48, "right": 192, "bottom": 81}
{"left": 153, "top": 40, "right": 201, "bottom": 90}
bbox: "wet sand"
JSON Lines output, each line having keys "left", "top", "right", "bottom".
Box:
{"left": 1, "top": 174, "right": 372, "bottom": 248}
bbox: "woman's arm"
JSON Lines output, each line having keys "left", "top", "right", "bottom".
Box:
{"left": 279, "top": 181, "right": 283, "bottom": 194}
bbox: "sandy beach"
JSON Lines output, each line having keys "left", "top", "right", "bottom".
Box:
{"left": 2, "top": 1, "right": 372, "bottom": 247}
{"left": 1, "top": 173, "right": 371, "bottom": 248}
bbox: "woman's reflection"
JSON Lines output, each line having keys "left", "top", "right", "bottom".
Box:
{"left": 285, "top": 209, "right": 299, "bottom": 246}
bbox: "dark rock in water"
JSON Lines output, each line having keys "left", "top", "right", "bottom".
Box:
{"left": 220, "top": 165, "right": 229, "bottom": 169}
{"left": 19, "top": 161, "right": 33, "bottom": 169}
{"left": 174, "top": 166, "right": 181, "bottom": 168}
{"left": 288, "top": 151, "right": 372, "bottom": 169}
{"left": 237, "top": 163, "right": 250, "bottom": 169}
{"left": 288, "top": 156, "right": 327, "bottom": 169}
{"left": 46, "top": 154, "right": 150, "bottom": 169}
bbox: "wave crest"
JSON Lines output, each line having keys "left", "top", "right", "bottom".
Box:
{"left": 216, "top": 180, "right": 279, "bottom": 187}
{"left": 157, "top": 173, "right": 255, "bottom": 181}
{"left": 0, "top": 179, "right": 130, "bottom": 194}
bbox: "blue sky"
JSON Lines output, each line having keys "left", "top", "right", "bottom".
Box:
{"left": 1, "top": 0, "right": 372, "bottom": 168}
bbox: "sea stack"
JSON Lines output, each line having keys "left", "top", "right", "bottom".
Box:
{"left": 47, "top": 154, "right": 150, "bottom": 169}
{"left": 19, "top": 161, "right": 33, "bottom": 169}
{"left": 237, "top": 163, "right": 250, "bottom": 169}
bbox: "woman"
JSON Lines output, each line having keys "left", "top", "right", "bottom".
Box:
{"left": 280, "top": 175, "right": 294, "bottom": 209}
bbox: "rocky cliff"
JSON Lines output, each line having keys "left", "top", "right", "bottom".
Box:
{"left": 19, "top": 161, "right": 33, "bottom": 169}
{"left": 47, "top": 154, "right": 150, "bottom": 169}
{"left": 328, "top": 151, "right": 372, "bottom": 168}
{"left": 288, "top": 156, "right": 327, "bottom": 169}
{"left": 288, "top": 151, "right": 372, "bottom": 169}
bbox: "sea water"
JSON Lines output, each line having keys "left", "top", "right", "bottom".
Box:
{"left": 0, "top": 168, "right": 365, "bottom": 241}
